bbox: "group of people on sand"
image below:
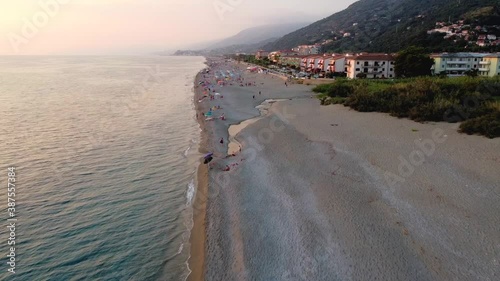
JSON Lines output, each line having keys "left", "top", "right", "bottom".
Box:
{"left": 204, "top": 137, "right": 243, "bottom": 172}
{"left": 241, "top": 82, "right": 256, "bottom": 87}
{"left": 200, "top": 62, "right": 261, "bottom": 173}
{"left": 218, "top": 155, "right": 244, "bottom": 172}
{"left": 212, "top": 132, "right": 246, "bottom": 172}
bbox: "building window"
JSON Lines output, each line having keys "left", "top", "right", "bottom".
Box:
{"left": 355, "top": 68, "right": 360, "bottom": 71}
{"left": 389, "top": 75, "right": 393, "bottom": 78}
{"left": 474, "top": 65, "right": 477, "bottom": 68}
{"left": 474, "top": 58, "right": 477, "bottom": 61}
{"left": 390, "top": 68, "right": 393, "bottom": 71}
{"left": 383, "top": 68, "right": 385, "bottom": 71}
{"left": 442, "top": 65, "right": 445, "bottom": 68}
{"left": 364, "top": 62, "right": 369, "bottom": 66}
{"left": 364, "top": 68, "right": 368, "bottom": 73}
{"left": 374, "top": 68, "right": 378, "bottom": 71}
{"left": 356, "top": 61, "right": 360, "bottom": 65}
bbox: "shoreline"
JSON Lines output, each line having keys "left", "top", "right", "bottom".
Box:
{"left": 187, "top": 70, "right": 210, "bottom": 281}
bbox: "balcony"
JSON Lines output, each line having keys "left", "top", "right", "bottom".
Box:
{"left": 363, "top": 71, "right": 385, "bottom": 75}
{"left": 446, "top": 67, "right": 468, "bottom": 71}
{"left": 478, "top": 67, "right": 490, "bottom": 72}
{"left": 446, "top": 60, "right": 468, "bottom": 64}
{"left": 362, "top": 65, "right": 383, "bottom": 68}
{"left": 479, "top": 61, "right": 491, "bottom": 65}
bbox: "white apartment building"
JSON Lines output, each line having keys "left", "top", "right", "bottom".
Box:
{"left": 345, "top": 53, "right": 396, "bottom": 79}
{"left": 430, "top": 53, "right": 491, "bottom": 76}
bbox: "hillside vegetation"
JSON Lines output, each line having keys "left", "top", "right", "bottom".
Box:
{"left": 263, "top": 0, "right": 500, "bottom": 53}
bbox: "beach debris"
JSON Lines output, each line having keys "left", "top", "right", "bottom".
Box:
{"left": 331, "top": 124, "right": 339, "bottom": 127}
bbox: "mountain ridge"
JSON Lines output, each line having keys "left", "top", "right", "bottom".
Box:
{"left": 208, "top": 22, "right": 310, "bottom": 50}
{"left": 263, "top": 0, "right": 500, "bottom": 53}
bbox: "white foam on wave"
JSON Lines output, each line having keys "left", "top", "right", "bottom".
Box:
{"left": 183, "top": 146, "right": 191, "bottom": 157}
{"left": 186, "top": 179, "right": 195, "bottom": 206}
{"left": 183, "top": 178, "right": 196, "bottom": 281}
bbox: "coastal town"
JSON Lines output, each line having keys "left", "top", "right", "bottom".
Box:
{"left": 251, "top": 47, "right": 500, "bottom": 79}
{"left": 427, "top": 19, "right": 499, "bottom": 47}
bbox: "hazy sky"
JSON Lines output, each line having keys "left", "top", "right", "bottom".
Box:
{"left": 0, "top": 0, "right": 358, "bottom": 55}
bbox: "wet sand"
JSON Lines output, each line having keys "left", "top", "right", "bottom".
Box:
{"left": 187, "top": 72, "right": 209, "bottom": 281}
{"left": 191, "top": 58, "right": 500, "bottom": 281}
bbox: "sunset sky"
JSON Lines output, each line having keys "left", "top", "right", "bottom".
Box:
{"left": 0, "top": 0, "right": 357, "bottom": 55}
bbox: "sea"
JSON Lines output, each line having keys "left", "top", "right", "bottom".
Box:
{"left": 0, "top": 56, "right": 206, "bottom": 280}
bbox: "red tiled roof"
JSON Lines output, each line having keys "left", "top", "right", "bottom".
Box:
{"left": 347, "top": 53, "right": 395, "bottom": 60}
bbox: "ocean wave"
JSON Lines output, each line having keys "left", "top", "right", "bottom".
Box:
{"left": 184, "top": 145, "right": 191, "bottom": 157}
{"left": 186, "top": 179, "right": 195, "bottom": 206}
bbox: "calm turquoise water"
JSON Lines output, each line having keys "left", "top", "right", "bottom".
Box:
{"left": 0, "top": 56, "right": 206, "bottom": 280}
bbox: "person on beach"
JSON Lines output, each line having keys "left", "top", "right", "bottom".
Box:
{"left": 220, "top": 138, "right": 224, "bottom": 144}
{"left": 253, "top": 95, "right": 255, "bottom": 99}
{"left": 259, "top": 91, "right": 261, "bottom": 95}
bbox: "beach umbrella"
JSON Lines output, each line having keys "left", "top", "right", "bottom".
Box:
{"left": 215, "top": 93, "right": 221, "bottom": 96}
{"left": 203, "top": 153, "right": 214, "bottom": 164}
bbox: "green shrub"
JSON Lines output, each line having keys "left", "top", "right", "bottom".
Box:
{"left": 408, "top": 99, "right": 457, "bottom": 121}
{"left": 311, "top": 76, "right": 500, "bottom": 138}
{"left": 459, "top": 111, "right": 500, "bottom": 138}
{"left": 312, "top": 84, "right": 335, "bottom": 93}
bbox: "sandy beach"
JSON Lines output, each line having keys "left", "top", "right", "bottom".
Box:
{"left": 190, "top": 58, "right": 500, "bottom": 281}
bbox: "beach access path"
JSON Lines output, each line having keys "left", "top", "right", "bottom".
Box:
{"left": 194, "top": 58, "right": 500, "bottom": 281}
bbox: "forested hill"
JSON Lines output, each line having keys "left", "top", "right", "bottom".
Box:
{"left": 263, "top": 0, "right": 500, "bottom": 53}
